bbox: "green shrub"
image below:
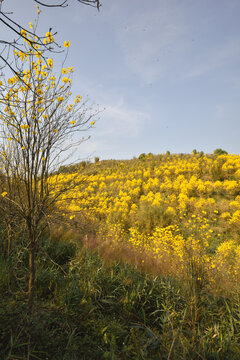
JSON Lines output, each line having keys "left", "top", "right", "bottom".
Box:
{"left": 138, "top": 153, "right": 146, "bottom": 160}
{"left": 214, "top": 148, "right": 228, "bottom": 156}
{"left": 46, "top": 239, "right": 77, "bottom": 266}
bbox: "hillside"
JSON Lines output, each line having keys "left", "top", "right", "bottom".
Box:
{"left": 2, "top": 152, "right": 240, "bottom": 359}
{"left": 51, "top": 153, "right": 240, "bottom": 294}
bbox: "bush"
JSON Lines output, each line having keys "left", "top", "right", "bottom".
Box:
{"left": 214, "top": 148, "right": 228, "bottom": 156}
{"left": 46, "top": 239, "right": 77, "bottom": 266}
{"left": 138, "top": 153, "right": 146, "bottom": 160}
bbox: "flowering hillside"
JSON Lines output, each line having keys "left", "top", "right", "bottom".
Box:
{"left": 53, "top": 153, "right": 240, "bottom": 295}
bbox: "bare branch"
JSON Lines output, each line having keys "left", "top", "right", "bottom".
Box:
{"left": 77, "top": 0, "right": 101, "bottom": 10}
{"left": 0, "top": 0, "right": 102, "bottom": 75}
{"left": 34, "top": 0, "right": 68, "bottom": 7}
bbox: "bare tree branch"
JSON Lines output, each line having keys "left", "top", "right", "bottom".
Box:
{"left": 34, "top": 0, "right": 68, "bottom": 8}
{"left": 0, "top": 0, "right": 102, "bottom": 75}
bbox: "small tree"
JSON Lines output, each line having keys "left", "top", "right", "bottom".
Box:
{"left": 0, "top": 27, "right": 97, "bottom": 310}
{"left": 213, "top": 148, "right": 228, "bottom": 156}
{"left": 138, "top": 153, "right": 146, "bottom": 160}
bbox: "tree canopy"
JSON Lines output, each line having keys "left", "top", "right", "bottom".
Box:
{"left": 0, "top": 0, "right": 101, "bottom": 74}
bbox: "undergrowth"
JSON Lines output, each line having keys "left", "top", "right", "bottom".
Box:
{"left": 1, "top": 231, "right": 240, "bottom": 359}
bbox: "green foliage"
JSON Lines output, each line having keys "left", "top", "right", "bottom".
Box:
{"left": 134, "top": 202, "right": 173, "bottom": 233}
{"left": 211, "top": 157, "right": 226, "bottom": 181}
{"left": 138, "top": 153, "right": 146, "bottom": 160}
{"left": 147, "top": 152, "right": 153, "bottom": 158}
{"left": 3, "top": 152, "right": 240, "bottom": 358}
{"left": 57, "top": 160, "right": 91, "bottom": 174}
{"left": 46, "top": 239, "right": 76, "bottom": 266}
{"left": 2, "top": 239, "right": 240, "bottom": 359}
{"left": 0, "top": 256, "right": 9, "bottom": 291}
{"left": 214, "top": 148, "right": 228, "bottom": 156}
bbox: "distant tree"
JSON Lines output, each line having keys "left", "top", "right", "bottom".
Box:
{"left": 147, "top": 152, "right": 153, "bottom": 158}
{"left": 94, "top": 156, "right": 100, "bottom": 163}
{"left": 0, "top": 28, "right": 97, "bottom": 311}
{"left": 166, "top": 150, "right": 170, "bottom": 156}
{"left": 138, "top": 153, "right": 146, "bottom": 160}
{"left": 213, "top": 148, "right": 228, "bottom": 156}
{"left": 192, "top": 149, "right": 197, "bottom": 155}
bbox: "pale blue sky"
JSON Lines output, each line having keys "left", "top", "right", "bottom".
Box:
{"left": 1, "top": 0, "right": 240, "bottom": 160}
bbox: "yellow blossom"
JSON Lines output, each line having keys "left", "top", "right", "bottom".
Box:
{"left": 62, "top": 77, "right": 69, "bottom": 83}
{"left": 47, "top": 58, "right": 53, "bottom": 68}
{"left": 64, "top": 41, "right": 71, "bottom": 48}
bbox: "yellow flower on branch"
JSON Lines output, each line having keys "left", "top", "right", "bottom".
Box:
{"left": 20, "top": 124, "right": 30, "bottom": 130}
{"left": 74, "top": 95, "right": 82, "bottom": 103}
{"left": 64, "top": 41, "right": 71, "bottom": 48}
{"left": 36, "top": 88, "right": 43, "bottom": 95}
{"left": 47, "top": 58, "right": 53, "bottom": 68}
{"left": 35, "top": 51, "right": 42, "bottom": 59}
{"left": 62, "top": 77, "right": 69, "bottom": 84}
{"left": 45, "top": 32, "right": 54, "bottom": 43}
{"left": 21, "top": 29, "right": 26, "bottom": 38}
{"left": 1, "top": 192, "right": 7, "bottom": 197}
{"left": 8, "top": 78, "right": 16, "bottom": 85}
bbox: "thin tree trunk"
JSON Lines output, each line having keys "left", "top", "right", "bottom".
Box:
{"left": 26, "top": 225, "right": 36, "bottom": 360}
{"left": 7, "top": 223, "right": 12, "bottom": 257}
{"left": 28, "top": 228, "right": 36, "bottom": 313}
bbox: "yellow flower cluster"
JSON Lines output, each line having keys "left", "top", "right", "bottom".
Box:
{"left": 0, "top": 31, "right": 83, "bottom": 176}
{"left": 51, "top": 153, "right": 240, "bottom": 293}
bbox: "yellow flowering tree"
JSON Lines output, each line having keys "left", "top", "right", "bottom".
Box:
{"left": 0, "top": 0, "right": 101, "bottom": 74}
{"left": 0, "top": 29, "right": 97, "bottom": 310}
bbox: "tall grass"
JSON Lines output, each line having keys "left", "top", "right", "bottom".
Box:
{"left": 1, "top": 230, "right": 240, "bottom": 359}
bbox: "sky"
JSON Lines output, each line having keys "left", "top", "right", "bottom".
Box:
{"left": 1, "top": 0, "right": 240, "bottom": 160}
